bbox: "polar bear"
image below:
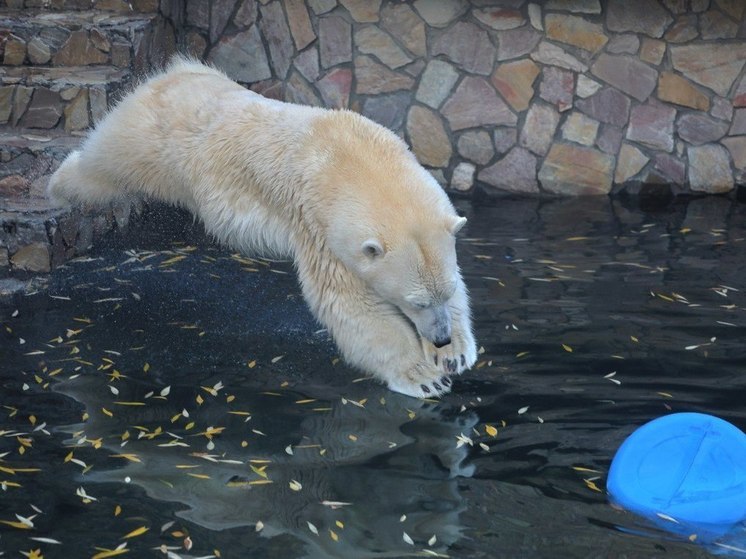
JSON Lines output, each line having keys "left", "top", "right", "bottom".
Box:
{"left": 48, "top": 58, "right": 477, "bottom": 398}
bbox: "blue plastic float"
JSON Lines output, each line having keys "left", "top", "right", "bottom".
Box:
{"left": 608, "top": 412, "right": 746, "bottom": 545}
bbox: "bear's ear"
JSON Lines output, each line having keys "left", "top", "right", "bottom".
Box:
{"left": 448, "top": 216, "right": 467, "bottom": 235}
{"left": 362, "top": 238, "right": 385, "bottom": 258}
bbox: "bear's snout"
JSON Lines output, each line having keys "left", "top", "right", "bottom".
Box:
{"left": 420, "top": 304, "right": 452, "bottom": 348}
{"left": 433, "top": 336, "right": 451, "bottom": 348}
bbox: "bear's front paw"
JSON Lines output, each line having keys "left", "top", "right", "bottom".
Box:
{"left": 421, "top": 327, "right": 477, "bottom": 377}
{"left": 385, "top": 362, "right": 454, "bottom": 399}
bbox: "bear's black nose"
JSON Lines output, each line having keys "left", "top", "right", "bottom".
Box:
{"left": 433, "top": 337, "right": 451, "bottom": 349}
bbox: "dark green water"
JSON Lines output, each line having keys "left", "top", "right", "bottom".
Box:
{"left": 1, "top": 197, "right": 745, "bottom": 558}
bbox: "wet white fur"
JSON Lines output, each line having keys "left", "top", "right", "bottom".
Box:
{"left": 48, "top": 59, "right": 477, "bottom": 397}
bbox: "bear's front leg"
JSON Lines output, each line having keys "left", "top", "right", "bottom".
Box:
{"left": 333, "top": 303, "right": 455, "bottom": 398}
{"left": 420, "top": 273, "right": 478, "bottom": 377}
{"left": 305, "top": 290, "right": 453, "bottom": 397}
{"left": 297, "top": 253, "right": 460, "bottom": 398}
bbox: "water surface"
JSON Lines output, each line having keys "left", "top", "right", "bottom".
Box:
{"left": 1, "top": 197, "right": 745, "bottom": 558}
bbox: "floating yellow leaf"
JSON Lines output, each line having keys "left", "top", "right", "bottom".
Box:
{"left": 160, "top": 255, "right": 187, "bottom": 266}
{"left": 572, "top": 466, "right": 602, "bottom": 473}
{"left": 562, "top": 344, "right": 573, "bottom": 353}
{"left": 0, "top": 520, "right": 32, "bottom": 529}
{"left": 102, "top": 408, "right": 113, "bottom": 418}
{"left": 485, "top": 425, "right": 498, "bottom": 437}
{"left": 122, "top": 526, "right": 149, "bottom": 539}
{"left": 114, "top": 505, "right": 122, "bottom": 517}
{"left": 91, "top": 548, "right": 129, "bottom": 559}
{"left": 329, "top": 529, "right": 339, "bottom": 542}
{"left": 187, "top": 473, "right": 211, "bottom": 480}
{"left": 250, "top": 465, "right": 268, "bottom": 479}
{"left": 143, "top": 363, "right": 150, "bottom": 373}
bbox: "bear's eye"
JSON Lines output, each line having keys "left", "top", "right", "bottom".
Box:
{"left": 361, "top": 238, "right": 384, "bottom": 259}
{"left": 413, "top": 301, "right": 430, "bottom": 310}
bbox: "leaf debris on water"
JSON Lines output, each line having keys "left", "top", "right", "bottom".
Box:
{"left": 122, "top": 526, "right": 149, "bottom": 539}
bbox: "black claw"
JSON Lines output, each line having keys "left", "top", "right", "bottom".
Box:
{"left": 434, "top": 354, "right": 438, "bottom": 366}
{"left": 449, "top": 360, "right": 457, "bottom": 373}
{"left": 433, "top": 382, "right": 442, "bottom": 391}
{"left": 421, "top": 384, "right": 431, "bottom": 394}
{"left": 460, "top": 354, "right": 466, "bottom": 367}
{"left": 441, "top": 376, "right": 451, "bottom": 387}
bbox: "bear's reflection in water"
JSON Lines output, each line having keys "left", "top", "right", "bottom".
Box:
{"left": 56, "top": 374, "right": 476, "bottom": 558}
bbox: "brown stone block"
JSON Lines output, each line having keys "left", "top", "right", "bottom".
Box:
{"left": 0, "top": 86, "right": 12, "bottom": 124}
{"left": 0, "top": 175, "right": 30, "bottom": 196}
{"left": 318, "top": 15, "right": 352, "bottom": 69}
{"left": 64, "top": 89, "right": 90, "bottom": 132}
{"left": 671, "top": 43, "right": 746, "bottom": 97}
{"left": 539, "top": 143, "right": 615, "bottom": 195}
{"left": 539, "top": 66, "right": 574, "bottom": 112}
{"left": 432, "top": 21, "right": 495, "bottom": 76}
{"left": 491, "top": 59, "right": 540, "bottom": 112}
{"left": 640, "top": 38, "right": 666, "bottom": 66}
{"left": 615, "top": 144, "right": 649, "bottom": 183}
{"left": 53, "top": 30, "right": 108, "bottom": 66}
{"left": 19, "top": 88, "right": 62, "bottom": 129}
{"left": 340, "top": 0, "right": 381, "bottom": 22}
{"left": 473, "top": 7, "right": 525, "bottom": 31}
{"left": 688, "top": 144, "right": 734, "bottom": 193}
{"left": 520, "top": 102, "right": 560, "bottom": 156}
{"left": 478, "top": 147, "right": 539, "bottom": 195}
{"left": 285, "top": 0, "right": 316, "bottom": 50}
{"left": 406, "top": 105, "right": 452, "bottom": 168}
{"left": 10, "top": 243, "right": 51, "bottom": 273}
{"left": 627, "top": 104, "right": 676, "bottom": 152}
{"left": 591, "top": 54, "right": 658, "bottom": 102}
{"left": 442, "top": 76, "right": 516, "bottom": 130}
{"left": 722, "top": 137, "right": 746, "bottom": 170}
{"left": 545, "top": 13, "right": 608, "bottom": 54}
{"left": 657, "top": 72, "right": 710, "bottom": 111}
{"left": 354, "top": 27, "right": 412, "bottom": 70}
{"left": 354, "top": 56, "right": 414, "bottom": 95}
{"left": 380, "top": 3, "right": 426, "bottom": 58}
{"left": 317, "top": 68, "right": 352, "bottom": 109}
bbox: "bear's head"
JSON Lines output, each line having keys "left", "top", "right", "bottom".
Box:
{"left": 325, "top": 191, "right": 467, "bottom": 349}
{"left": 311, "top": 110, "right": 467, "bottom": 348}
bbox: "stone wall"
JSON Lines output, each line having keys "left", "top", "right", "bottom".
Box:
{"left": 181, "top": 0, "right": 746, "bottom": 197}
